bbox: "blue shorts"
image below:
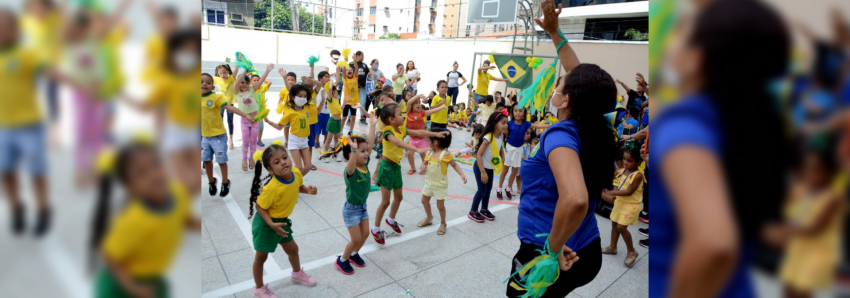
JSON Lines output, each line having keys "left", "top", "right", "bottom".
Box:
{"left": 201, "top": 134, "right": 228, "bottom": 163}
{"left": 308, "top": 123, "right": 319, "bottom": 147}
{"left": 342, "top": 202, "right": 369, "bottom": 227}
{"left": 0, "top": 124, "right": 46, "bottom": 175}
{"left": 258, "top": 121, "right": 264, "bottom": 131}
{"left": 473, "top": 93, "right": 483, "bottom": 104}
{"left": 358, "top": 87, "right": 368, "bottom": 113}
{"left": 317, "top": 113, "right": 330, "bottom": 136}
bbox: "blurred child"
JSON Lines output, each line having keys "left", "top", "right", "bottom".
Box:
{"left": 264, "top": 83, "right": 315, "bottom": 177}
{"left": 314, "top": 71, "right": 332, "bottom": 151}
{"left": 141, "top": 3, "right": 176, "bottom": 85}
{"left": 471, "top": 95, "right": 496, "bottom": 126}
{"left": 252, "top": 75, "right": 272, "bottom": 147}
{"left": 417, "top": 128, "right": 467, "bottom": 235}
{"left": 214, "top": 63, "right": 238, "bottom": 149}
{"left": 601, "top": 146, "right": 645, "bottom": 267}
{"left": 618, "top": 108, "right": 640, "bottom": 139}
{"left": 233, "top": 64, "right": 274, "bottom": 171}
{"left": 405, "top": 93, "right": 446, "bottom": 175}
{"left": 335, "top": 115, "right": 378, "bottom": 275}
{"left": 248, "top": 145, "right": 319, "bottom": 295}
{"left": 202, "top": 73, "right": 254, "bottom": 197}
{"left": 448, "top": 103, "right": 468, "bottom": 129}
{"left": 92, "top": 143, "right": 200, "bottom": 298}
{"left": 341, "top": 66, "right": 360, "bottom": 136}
{"left": 371, "top": 102, "right": 447, "bottom": 244}
{"left": 468, "top": 112, "right": 508, "bottom": 223}
{"left": 322, "top": 84, "right": 343, "bottom": 162}
{"left": 456, "top": 124, "right": 484, "bottom": 157}
{"left": 21, "top": 0, "right": 63, "bottom": 147}
{"left": 497, "top": 106, "right": 549, "bottom": 200}
{"left": 277, "top": 69, "right": 298, "bottom": 146}
{"left": 516, "top": 130, "right": 538, "bottom": 193}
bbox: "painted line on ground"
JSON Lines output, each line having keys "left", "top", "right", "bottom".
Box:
{"left": 201, "top": 203, "right": 513, "bottom": 298}
{"left": 41, "top": 235, "right": 90, "bottom": 298}
{"left": 211, "top": 169, "right": 282, "bottom": 274}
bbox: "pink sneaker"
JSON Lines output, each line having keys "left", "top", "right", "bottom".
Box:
{"left": 252, "top": 284, "right": 278, "bottom": 298}
{"left": 291, "top": 268, "right": 316, "bottom": 287}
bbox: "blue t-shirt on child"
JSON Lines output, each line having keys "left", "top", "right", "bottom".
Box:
{"left": 650, "top": 93, "right": 754, "bottom": 298}
{"left": 517, "top": 120, "right": 599, "bottom": 251}
{"left": 507, "top": 120, "right": 532, "bottom": 148}
{"left": 617, "top": 118, "right": 639, "bottom": 137}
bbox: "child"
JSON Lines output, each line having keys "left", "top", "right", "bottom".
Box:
{"left": 322, "top": 83, "right": 344, "bottom": 163}
{"left": 249, "top": 144, "right": 319, "bottom": 296}
{"left": 465, "top": 107, "right": 475, "bottom": 132}
{"left": 372, "top": 102, "right": 448, "bottom": 244}
{"left": 277, "top": 69, "right": 298, "bottom": 146}
{"left": 234, "top": 65, "right": 275, "bottom": 171}
{"left": 601, "top": 146, "right": 645, "bottom": 267}
{"left": 471, "top": 95, "right": 496, "bottom": 126}
{"left": 456, "top": 124, "right": 484, "bottom": 157}
{"left": 405, "top": 93, "right": 446, "bottom": 175}
{"left": 351, "top": 91, "right": 397, "bottom": 181}
{"left": 253, "top": 75, "right": 272, "bottom": 147}
{"left": 264, "top": 83, "right": 314, "bottom": 177}
{"left": 468, "top": 111, "right": 508, "bottom": 223}
{"left": 618, "top": 107, "right": 640, "bottom": 139}
{"left": 335, "top": 114, "right": 379, "bottom": 275}
{"left": 517, "top": 133, "right": 539, "bottom": 193}
{"left": 417, "top": 128, "right": 467, "bottom": 235}
{"left": 300, "top": 68, "right": 327, "bottom": 171}
{"left": 429, "top": 80, "right": 451, "bottom": 130}
{"left": 497, "top": 106, "right": 550, "bottom": 200}
{"left": 763, "top": 134, "right": 845, "bottom": 298}
{"left": 315, "top": 71, "right": 332, "bottom": 151}
{"left": 214, "top": 63, "right": 238, "bottom": 149}
{"left": 342, "top": 66, "right": 360, "bottom": 136}
{"left": 92, "top": 143, "right": 200, "bottom": 298}
{"left": 392, "top": 63, "right": 409, "bottom": 103}
{"left": 202, "top": 73, "right": 254, "bottom": 197}
{"left": 448, "top": 103, "right": 468, "bottom": 129}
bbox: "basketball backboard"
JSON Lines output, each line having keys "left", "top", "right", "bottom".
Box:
{"left": 466, "top": 0, "right": 518, "bottom": 24}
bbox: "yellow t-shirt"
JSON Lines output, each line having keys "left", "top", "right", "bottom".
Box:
{"left": 0, "top": 47, "right": 43, "bottom": 127}
{"left": 307, "top": 93, "right": 319, "bottom": 125}
{"left": 279, "top": 108, "right": 310, "bottom": 137}
{"left": 426, "top": 150, "right": 454, "bottom": 176}
{"left": 277, "top": 87, "right": 289, "bottom": 114}
{"left": 102, "top": 181, "right": 191, "bottom": 277}
{"left": 343, "top": 76, "right": 360, "bottom": 106}
{"left": 213, "top": 76, "right": 236, "bottom": 104}
{"left": 475, "top": 72, "right": 493, "bottom": 96}
{"left": 140, "top": 34, "right": 166, "bottom": 84}
{"left": 147, "top": 73, "right": 198, "bottom": 128}
{"left": 615, "top": 170, "right": 645, "bottom": 204}
{"left": 478, "top": 103, "right": 496, "bottom": 123}
{"left": 381, "top": 126, "right": 408, "bottom": 164}
{"left": 430, "top": 94, "right": 449, "bottom": 124}
{"left": 201, "top": 93, "right": 230, "bottom": 137}
{"left": 327, "top": 95, "right": 343, "bottom": 116}
{"left": 256, "top": 168, "right": 304, "bottom": 218}
{"left": 21, "top": 12, "right": 61, "bottom": 63}
{"left": 400, "top": 99, "right": 408, "bottom": 117}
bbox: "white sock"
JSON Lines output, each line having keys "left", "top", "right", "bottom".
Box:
{"left": 506, "top": 187, "right": 512, "bottom": 192}
{"left": 372, "top": 226, "right": 381, "bottom": 232}
{"left": 387, "top": 217, "right": 396, "bottom": 224}
{"left": 340, "top": 256, "right": 348, "bottom": 261}
{"left": 351, "top": 252, "right": 358, "bottom": 256}
{"left": 497, "top": 187, "right": 502, "bottom": 192}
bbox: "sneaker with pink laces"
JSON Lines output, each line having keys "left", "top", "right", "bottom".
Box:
{"left": 291, "top": 268, "right": 316, "bottom": 287}
{"left": 252, "top": 284, "right": 278, "bottom": 298}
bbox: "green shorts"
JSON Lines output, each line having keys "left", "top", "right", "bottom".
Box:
{"left": 94, "top": 267, "right": 168, "bottom": 298}
{"left": 252, "top": 215, "right": 293, "bottom": 253}
{"left": 375, "top": 159, "right": 403, "bottom": 190}
{"left": 327, "top": 117, "right": 341, "bottom": 134}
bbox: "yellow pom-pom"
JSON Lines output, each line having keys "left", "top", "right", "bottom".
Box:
{"left": 342, "top": 48, "right": 351, "bottom": 60}
{"left": 272, "top": 140, "right": 284, "bottom": 146}
{"left": 336, "top": 60, "right": 348, "bottom": 68}
{"left": 253, "top": 151, "right": 264, "bottom": 163}
{"left": 95, "top": 148, "right": 116, "bottom": 174}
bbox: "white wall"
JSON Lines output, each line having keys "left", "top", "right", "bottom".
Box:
{"left": 203, "top": 25, "right": 648, "bottom": 100}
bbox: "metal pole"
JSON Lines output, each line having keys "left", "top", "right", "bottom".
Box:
{"left": 312, "top": 4, "right": 315, "bottom": 34}
{"left": 456, "top": 0, "right": 461, "bottom": 38}
{"left": 470, "top": 53, "right": 477, "bottom": 111}
{"left": 271, "top": 0, "right": 274, "bottom": 30}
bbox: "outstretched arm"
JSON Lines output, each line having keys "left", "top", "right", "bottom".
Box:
{"left": 449, "top": 160, "right": 468, "bottom": 184}
{"left": 252, "top": 64, "right": 274, "bottom": 91}
{"left": 536, "top": 0, "right": 579, "bottom": 72}
{"left": 386, "top": 134, "right": 427, "bottom": 154}
{"left": 224, "top": 105, "right": 253, "bottom": 122}
{"left": 278, "top": 68, "right": 294, "bottom": 90}
{"left": 615, "top": 79, "right": 630, "bottom": 92}
{"left": 408, "top": 129, "right": 449, "bottom": 138}
{"left": 423, "top": 105, "right": 446, "bottom": 117}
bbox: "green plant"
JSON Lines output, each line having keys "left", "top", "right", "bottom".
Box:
{"left": 379, "top": 33, "right": 401, "bottom": 39}
{"left": 624, "top": 28, "right": 648, "bottom": 41}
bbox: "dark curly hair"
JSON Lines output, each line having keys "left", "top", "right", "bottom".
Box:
{"left": 287, "top": 83, "right": 314, "bottom": 109}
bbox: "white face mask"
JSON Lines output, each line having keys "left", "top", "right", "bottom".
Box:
{"left": 174, "top": 52, "right": 198, "bottom": 72}
{"left": 294, "top": 96, "right": 308, "bottom": 107}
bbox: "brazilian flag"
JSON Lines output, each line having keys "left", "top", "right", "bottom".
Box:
{"left": 491, "top": 55, "right": 533, "bottom": 89}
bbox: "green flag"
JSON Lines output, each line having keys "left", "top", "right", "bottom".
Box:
{"left": 491, "top": 55, "right": 533, "bottom": 89}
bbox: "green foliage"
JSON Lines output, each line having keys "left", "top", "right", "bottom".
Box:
{"left": 379, "top": 33, "right": 401, "bottom": 40}
{"left": 254, "top": 0, "right": 333, "bottom": 33}
{"left": 624, "top": 28, "right": 648, "bottom": 41}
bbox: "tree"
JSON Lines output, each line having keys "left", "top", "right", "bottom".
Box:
{"left": 379, "top": 33, "right": 401, "bottom": 39}
{"left": 254, "top": 0, "right": 332, "bottom": 33}
{"left": 624, "top": 28, "right": 648, "bottom": 41}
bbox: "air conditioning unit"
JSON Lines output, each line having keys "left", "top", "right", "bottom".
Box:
{"left": 430, "top": 7, "right": 436, "bottom": 11}
{"left": 230, "top": 13, "right": 243, "bottom": 22}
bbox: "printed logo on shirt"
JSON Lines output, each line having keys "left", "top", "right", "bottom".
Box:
{"left": 357, "top": 179, "right": 363, "bottom": 183}
{"left": 206, "top": 100, "right": 213, "bottom": 108}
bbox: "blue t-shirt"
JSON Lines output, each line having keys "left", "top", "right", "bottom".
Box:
{"left": 507, "top": 120, "right": 532, "bottom": 148}
{"left": 517, "top": 120, "right": 599, "bottom": 251}
{"left": 641, "top": 107, "right": 649, "bottom": 126}
{"left": 650, "top": 93, "right": 754, "bottom": 298}
{"left": 617, "top": 118, "right": 639, "bottom": 137}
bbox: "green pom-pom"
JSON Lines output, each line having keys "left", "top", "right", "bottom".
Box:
{"left": 307, "top": 55, "right": 320, "bottom": 66}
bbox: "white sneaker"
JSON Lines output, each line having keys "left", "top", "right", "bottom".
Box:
{"left": 323, "top": 155, "right": 330, "bottom": 163}
{"left": 336, "top": 155, "right": 342, "bottom": 162}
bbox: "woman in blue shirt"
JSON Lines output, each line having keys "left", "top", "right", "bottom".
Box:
{"left": 651, "top": 0, "right": 789, "bottom": 297}
{"left": 507, "top": 1, "right": 618, "bottom": 296}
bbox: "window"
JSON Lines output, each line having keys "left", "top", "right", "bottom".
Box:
{"left": 383, "top": 26, "right": 388, "bottom": 33}
{"left": 583, "top": 17, "right": 649, "bottom": 41}
{"left": 370, "top": 6, "right": 376, "bottom": 15}
{"left": 356, "top": 8, "right": 363, "bottom": 16}
{"left": 206, "top": 9, "right": 225, "bottom": 25}
{"left": 370, "top": 25, "right": 376, "bottom": 33}
{"left": 431, "top": 0, "right": 437, "bottom": 7}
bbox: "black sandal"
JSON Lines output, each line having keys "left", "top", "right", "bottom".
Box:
{"left": 209, "top": 177, "right": 218, "bottom": 196}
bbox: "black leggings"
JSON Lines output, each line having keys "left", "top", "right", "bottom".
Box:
{"left": 471, "top": 166, "right": 494, "bottom": 211}
{"left": 220, "top": 107, "right": 234, "bottom": 136}
{"left": 447, "top": 87, "right": 459, "bottom": 106}
{"left": 506, "top": 237, "right": 602, "bottom": 298}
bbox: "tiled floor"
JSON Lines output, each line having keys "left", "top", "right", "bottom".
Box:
{"left": 200, "top": 115, "right": 649, "bottom": 298}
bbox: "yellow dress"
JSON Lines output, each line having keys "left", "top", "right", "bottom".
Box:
{"left": 779, "top": 185, "right": 845, "bottom": 290}
{"left": 609, "top": 170, "right": 644, "bottom": 226}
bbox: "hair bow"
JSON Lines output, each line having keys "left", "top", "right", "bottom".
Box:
{"left": 499, "top": 109, "right": 510, "bottom": 117}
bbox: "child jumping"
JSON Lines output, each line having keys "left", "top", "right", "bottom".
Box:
{"left": 335, "top": 114, "right": 379, "bottom": 275}
{"left": 371, "top": 101, "right": 448, "bottom": 244}
{"left": 601, "top": 146, "right": 645, "bottom": 267}
{"left": 417, "top": 128, "right": 467, "bottom": 235}
{"left": 248, "top": 144, "right": 318, "bottom": 297}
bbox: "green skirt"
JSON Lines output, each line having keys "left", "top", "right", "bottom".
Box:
{"left": 94, "top": 267, "right": 169, "bottom": 298}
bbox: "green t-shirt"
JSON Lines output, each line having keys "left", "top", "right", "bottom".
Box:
{"left": 344, "top": 157, "right": 371, "bottom": 205}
